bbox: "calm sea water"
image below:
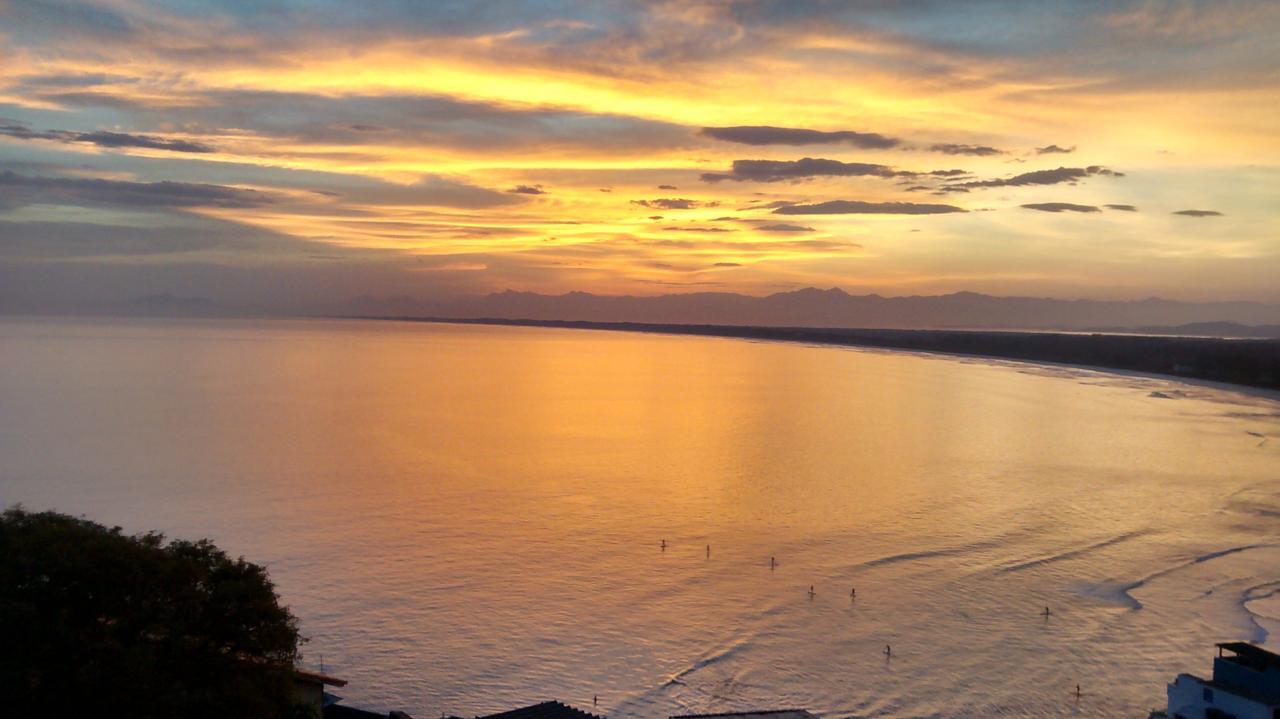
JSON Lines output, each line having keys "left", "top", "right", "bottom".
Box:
{"left": 2, "top": 316, "right": 1279, "bottom": 718}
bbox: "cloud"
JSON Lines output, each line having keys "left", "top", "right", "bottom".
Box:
{"left": 774, "top": 200, "right": 966, "bottom": 215}
{"left": 0, "top": 220, "right": 214, "bottom": 258}
{"left": 1173, "top": 209, "right": 1223, "bottom": 217}
{"left": 2, "top": 3, "right": 1272, "bottom": 307}
{"left": 1021, "top": 202, "right": 1100, "bottom": 213}
{"left": 663, "top": 226, "right": 732, "bottom": 232}
{"left": 0, "top": 218, "right": 301, "bottom": 259}
{"left": 645, "top": 238, "right": 859, "bottom": 252}
{"left": 339, "top": 175, "right": 519, "bottom": 209}
{"left": 1099, "top": 2, "right": 1278, "bottom": 42}
{"left": 0, "top": 122, "right": 215, "bottom": 153}
{"left": 947, "top": 165, "right": 1123, "bottom": 190}
{"left": 700, "top": 126, "right": 901, "bottom": 149}
{"left": 26, "top": 88, "right": 691, "bottom": 155}
{"left": 930, "top": 143, "right": 1003, "bottom": 156}
{"left": 755, "top": 223, "right": 815, "bottom": 232}
{"left": 657, "top": 184, "right": 678, "bottom": 190}
{"left": 0, "top": 170, "right": 278, "bottom": 211}
{"left": 1035, "top": 144, "right": 1075, "bottom": 155}
{"left": 508, "top": 184, "right": 545, "bottom": 194}
{"left": 631, "top": 198, "right": 710, "bottom": 209}
{"left": 701, "top": 157, "right": 902, "bottom": 183}
{"left": 713, "top": 262, "right": 741, "bottom": 267}
{"left": 1105, "top": 204, "right": 1137, "bottom": 211}
{"left": 76, "top": 130, "right": 214, "bottom": 153}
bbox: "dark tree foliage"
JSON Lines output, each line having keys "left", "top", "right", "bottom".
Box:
{"left": 0, "top": 507, "right": 310, "bottom": 719}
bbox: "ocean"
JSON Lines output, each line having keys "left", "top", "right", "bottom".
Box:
{"left": 2, "top": 316, "right": 1277, "bottom": 718}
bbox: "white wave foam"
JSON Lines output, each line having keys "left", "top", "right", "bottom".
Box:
{"left": 1082, "top": 544, "right": 1276, "bottom": 610}
{"left": 1240, "top": 581, "right": 1280, "bottom": 644}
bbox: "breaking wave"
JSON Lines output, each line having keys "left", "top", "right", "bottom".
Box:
{"left": 663, "top": 640, "right": 751, "bottom": 688}
{"left": 851, "top": 528, "right": 1036, "bottom": 572}
{"left": 996, "top": 530, "right": 1151, "bottom": 574}
{"left": 1078, "top": 544, "right": 1275, "bottom": 610}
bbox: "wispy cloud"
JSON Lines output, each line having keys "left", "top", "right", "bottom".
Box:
{"left": 0, "top": 170, "right": 278, "bottom": 211}
{"left": 930, "top": 143, "right": 1003, "bottom": 156}
{"left": 755, "top": 223, "right": 815, "bottom": 232}
{"left": 702, "top": 158, "right": 903, "bottom": 183}
{"left": 0, "top": 121, "right": 214, "bottom": 153}
{"left": 1021, "top": 202, "right": 1100, "bottom": 213}
{"left": 631, "top": 198, "right": 712, "bottom": 209}
{"left": 700, "top": 126, "right": 901, "bottom": 148}
{"left": 774, "top": 200, "right": 966, "bottom": 215}
{"left": 508, "top": 184, "right": 546, "bottom": 194}
{"left": 945, "top": 166, "right": 1123, "bottom": 191}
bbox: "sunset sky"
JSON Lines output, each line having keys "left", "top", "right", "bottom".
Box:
{"left": 1, "top": 0, "right": 1277, "bottom": 314}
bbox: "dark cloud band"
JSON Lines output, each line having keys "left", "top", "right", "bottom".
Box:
{"left": 0, "top": 170, "right": 277, "bottom": 211}
{"left": 774, "top": 200, "right": 966, "bottom": 215}
{"left": 508, "top": 184, "right": 545, "bottom": 195}
{"left": 755, "top": 223, "right": 815, "bottom": 232}
{"left": 945, "top": 165, "right": 1123, "bottom": 191}
{"left": 702, "top": 158, "right": 972, "bottom": 184}
{"left": 702, "top": 158, "right": 903, "bottom": 183}
{"left": 631, "top": 198, "right": 711, "bottom": 209}
{"left": 700, "top": 126, "right": 901, "bottom": 149}
{"left": 1021, "top": 202, "right": 1100, "bottom": 213}
{"left": 0, "top": 122, "right": 214, "bottom": 153}
{"left": 930, "top": 143, "right": 1003, "bottom": 156}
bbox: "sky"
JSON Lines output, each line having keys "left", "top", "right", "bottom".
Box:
{"left": 0, "top": 0, "right": 1278, "bottom": 314}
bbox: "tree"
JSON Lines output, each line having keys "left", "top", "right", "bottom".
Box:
{"left": 0, "top": 506, "right": 311, "bottom": 718}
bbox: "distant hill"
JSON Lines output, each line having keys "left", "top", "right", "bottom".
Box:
{"left": 349, "top": 288, "right": 1280, "bottom": 333}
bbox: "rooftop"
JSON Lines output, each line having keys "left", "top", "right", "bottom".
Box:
{"left": 477, "top": 701, "right": 606, "bottom": 719}
{"left": 295, "top": 668, "right": 349, "bottom": 687}
{"left": 671, "top": 711, "right": 816, "bottom": 719}
{"left": 325, "top": 706, "right": 390, "bottom": 719}
{"left": 1218, "top": 642, "right": 1280, "bottom": 671}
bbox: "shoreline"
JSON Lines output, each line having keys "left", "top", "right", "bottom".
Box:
{"left": 358, "top": 315, "right": 1280, "bottom": 397}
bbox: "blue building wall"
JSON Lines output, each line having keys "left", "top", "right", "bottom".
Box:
{"left": 1214, "top": 657, "right": 1280, "bottom": 703}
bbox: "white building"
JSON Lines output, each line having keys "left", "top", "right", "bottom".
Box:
{"left": 1162, "top": 643, "right": 1280, "bottom": 719}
